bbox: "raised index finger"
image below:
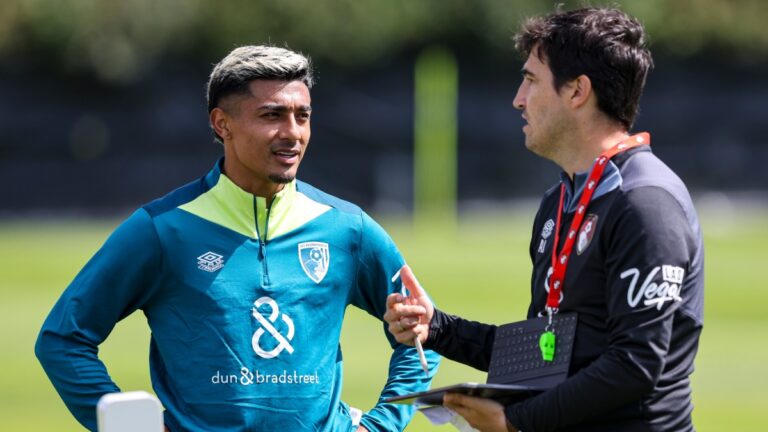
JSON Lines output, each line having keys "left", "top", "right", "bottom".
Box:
{"left": 400, "top": 265, "right": 427, "bottom": 300}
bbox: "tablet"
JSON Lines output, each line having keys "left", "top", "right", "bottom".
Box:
{"left": 384, "top": 312, "right": 578, "bottom": 407}
{"left": 383, "top": 382, "right": 546, "bottom": 406}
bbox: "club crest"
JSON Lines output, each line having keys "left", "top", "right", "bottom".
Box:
{"left": 298, "top": 242, "right": 330, "bottom": 283}
{"left": 576, "top": 214, "right": 598, "bottom": 255}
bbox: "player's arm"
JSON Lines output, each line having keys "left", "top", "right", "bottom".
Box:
{"left": 504, "top": 187, "right": 700, "bottom": 431}
{"left": 349, "top": 212, "right": 440, "bottom": 431}
{"left": 35, "top": 209, "right": 164, "bottom": 431}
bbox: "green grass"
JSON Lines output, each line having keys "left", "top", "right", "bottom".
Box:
{"left": 1, "top": 209, "right": 765, "bottom": 431}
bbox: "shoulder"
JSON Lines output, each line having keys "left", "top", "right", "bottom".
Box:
{"left": 142, "top": 176, "right": 212, "bottom": 218}
{"left": 296, "top": 181, "right": 397, "bottom": 251}
{"left": 613, "top": 147, "right": 699, "bottom": 228}
{"left": 142, "top": 160, "right": 221, "bottom": 218}
{"left": 296, "top": 180, "right": 363, "bottom": 216}
{"left": 617, "top": 147, "right": 691, "bottom": 202}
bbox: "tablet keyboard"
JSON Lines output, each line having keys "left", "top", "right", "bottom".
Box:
{"left": 487, "top": 312, "right": 577, "bottom": 386}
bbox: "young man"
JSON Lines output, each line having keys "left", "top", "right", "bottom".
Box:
{"left": 36, "top": 45, "right": 439, "bottom": 432}
{"left": 386, "top": 7, "right": 704, "bottom": 432}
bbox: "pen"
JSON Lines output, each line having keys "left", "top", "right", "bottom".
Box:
{"left": 392, "top": 269, "right": 430, "bottom": 376}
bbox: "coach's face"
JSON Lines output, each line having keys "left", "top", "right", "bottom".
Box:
{"left": 513, "top": 49, "right": 572, "bottom": 161}
{"left": 212, "top": 79, "right": 312, "bottom": 198}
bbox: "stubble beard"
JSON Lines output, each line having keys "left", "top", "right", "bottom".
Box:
{"left": 528, "top": 114, "right": 571, "bottom": 164}
{"left": 269, "top": 173, "right": 295, "bottom": 184}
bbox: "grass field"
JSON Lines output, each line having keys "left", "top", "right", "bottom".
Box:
{"left": 1, "top": 207, "right": 765, "bottom": 431}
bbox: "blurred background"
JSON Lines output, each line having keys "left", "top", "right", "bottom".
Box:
{"left": 1, "top": 0, "right": 766, "bottom": 430}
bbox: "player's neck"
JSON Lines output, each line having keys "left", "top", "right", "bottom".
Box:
{"left": 222, "top": 159, "right": 284, "bottom": 205}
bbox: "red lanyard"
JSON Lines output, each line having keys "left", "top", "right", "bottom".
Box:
{"left": 546, "top": 133, "right": 650, "bottom": 311}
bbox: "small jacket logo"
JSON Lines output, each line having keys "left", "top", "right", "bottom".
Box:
{"left": 298, "top": 242, "right": 329, "bottom": 283}
{"left": 197, "top": 252, "right": 224, "bottom": 272}
{"left": 576, "top": 214, "right": 598, "bottom": 255}
{"left": 538, "top": 218, "right": 555, "bottom": 254}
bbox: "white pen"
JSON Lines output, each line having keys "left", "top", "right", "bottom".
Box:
{"left": 392, "top": 270, "right": 429, "bottom": 376}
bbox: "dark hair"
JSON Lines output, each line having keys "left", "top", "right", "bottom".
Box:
{"left": 514, "top": 7, "right": 653, "bottom": 130}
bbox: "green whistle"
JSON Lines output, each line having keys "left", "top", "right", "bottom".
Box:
{"left": 539, "top": 331, "right": 556, "bottom": 362}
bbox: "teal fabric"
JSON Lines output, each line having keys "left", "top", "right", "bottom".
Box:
{"left": 36, "top": 159, "right": 439, "bottom": 431}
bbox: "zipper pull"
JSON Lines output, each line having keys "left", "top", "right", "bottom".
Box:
{"left": 259, "top": 241, "right": 266, "bottom": 259}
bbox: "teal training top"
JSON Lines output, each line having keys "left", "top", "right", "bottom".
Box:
{"left": 36, "top": 159, "right": 439, "bottom": 431}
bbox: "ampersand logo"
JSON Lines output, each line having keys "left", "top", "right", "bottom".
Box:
{"left": 239, "top": 367, "right": 254, "bottom": 385}
{"left": 251, "top": 296, "right": 295, "bottom": 359}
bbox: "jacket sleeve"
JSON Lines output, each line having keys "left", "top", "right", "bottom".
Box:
{"left": 349, "top": 212, "right": 441, "bottom": 432}
{"left": 505, "top": 186, "right": 699, "bottom": 431}
{"left": 35, "top": 209, "right": 164, "bottom": 431}
{"left": 423, "top": 309, "right": 497, "bottom": 372}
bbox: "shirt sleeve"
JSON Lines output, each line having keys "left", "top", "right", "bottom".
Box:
{"left": 349, "top": 212, "right": 441, "bottom": 432}
{"left": 35, "top": 209, "right": 164, "bottom": 431}
{"left": 505, "top": 186, "right": 699, "bottom": 431}
{"left": 423, "top": 308, "right": 497, "bottom": 372}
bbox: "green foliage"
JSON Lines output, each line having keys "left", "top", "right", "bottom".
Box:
{"left": 0, "top": 209, "right": 765, "bottom": 430}
{"left": 2, "top": 0, "right": 766, "bottom": 83}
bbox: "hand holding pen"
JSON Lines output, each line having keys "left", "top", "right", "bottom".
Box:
{"left": 384, "top": 265, "right": 432, "bottom": 375}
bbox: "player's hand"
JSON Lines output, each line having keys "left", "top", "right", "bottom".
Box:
{"left": 443, "top": 393, "right": 517, "bottom": 432}
{"left": 355, "top": 426, "right": 368, "bottom": 432}
{"left": 383, "top": 264, "right": 433, "bottom": 345}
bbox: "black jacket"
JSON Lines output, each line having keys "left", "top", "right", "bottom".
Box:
{"left": 425, "top": 145, "right": 704, "bottom": 432}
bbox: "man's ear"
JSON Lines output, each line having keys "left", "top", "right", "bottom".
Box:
{"left": 568, "top": 74, "right": 593, "bottom": 109}
{"left": 209, "top": 107, "right": 232, "bottom": 141}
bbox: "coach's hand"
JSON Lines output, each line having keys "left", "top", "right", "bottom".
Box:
{"left": 443, "top": 393, "right": 518, "bottom": 432}
{"left": 384, "top": 265, "right": 433, "bottom": 346}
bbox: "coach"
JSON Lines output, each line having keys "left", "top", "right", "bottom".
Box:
{"left": 385, "top": 7, "right": 704, "bottom": 432}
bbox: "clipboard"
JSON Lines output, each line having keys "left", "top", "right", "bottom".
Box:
{"left": 384, "top": 312, "right": 578, "bottom": 406}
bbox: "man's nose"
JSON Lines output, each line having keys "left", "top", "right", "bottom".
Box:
{"left": 513, "top": 88, "right": 526, "bottom": 111}
{"left": 279, "top": 115, "right": 303, "bottom": 141}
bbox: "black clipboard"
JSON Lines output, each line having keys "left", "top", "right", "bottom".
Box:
{"left": 384, "top": 312, "right": 578, "bottom": 406}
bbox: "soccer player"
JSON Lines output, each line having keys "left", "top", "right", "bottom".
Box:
{"left": 385, "top": 7, "right": 704, "bottom": 431}
{"left": 36, "top": 45, "right": 439, "bottom": 432}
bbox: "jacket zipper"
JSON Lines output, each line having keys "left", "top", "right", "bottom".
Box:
{"left": 254, "top": 197, "right": 273, "bottom": 286}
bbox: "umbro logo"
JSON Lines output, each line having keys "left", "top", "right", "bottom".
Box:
{"left": 198, "top": 251, "right": 225, "bottom": 272}
{"left": 537, "top": 219, "right": 555, "bottom": 254}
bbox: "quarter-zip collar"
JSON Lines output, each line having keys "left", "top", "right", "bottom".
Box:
{"left": 180, "top": 158, "right": 300, "bottom": 241}
{"left": 559, "top": 159, "right": 621, "bottom": 213}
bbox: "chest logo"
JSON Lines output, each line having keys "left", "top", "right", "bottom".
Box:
{"left": 197, "top": 251, "right": 224, "bottom": 272}
{"left": 252, "top": 296, "right": 295, "bottom": 359}
{"left": 537, "top": 219, "right": 555, "bottom": 254}
{"left": 298, "top": 242, "right": 330, "bottom": 283}
{"left": 576, "top": 214, "right": 598, "bottom": 255}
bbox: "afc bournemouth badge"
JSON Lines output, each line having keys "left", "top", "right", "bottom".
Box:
{"left": 298, "top": 242, "right": 330, "bottom": 283}
{"left": 576, "top": 214, "right": 598, "bottom": 255}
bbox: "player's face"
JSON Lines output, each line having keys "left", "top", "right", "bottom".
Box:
{"left": 219, "top": 80, "right": 311, "bottom": 197}
{"left": 513, "top": 50, "right": 572, "bottom": 160}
